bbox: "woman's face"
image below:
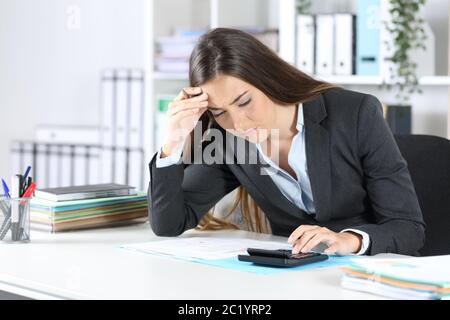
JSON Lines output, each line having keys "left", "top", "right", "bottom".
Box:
{"left": 201, "top": 74, "right": 277, "bottom": 144}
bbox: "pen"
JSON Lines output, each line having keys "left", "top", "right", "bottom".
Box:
{"left": 18, "top": 182, "right": 35, "bottom": 240}
{"left": 0, "top": 179, "right": 11, "bottom": 219}
{"left": 21, "top": 166, "right": 32, "bottom": 194}
{"left": 23, "top": 166, "right": 32, "bottom": 182}
{"left": 21, "top": 182, "right": 36, "bottom": 199}
{"left": 1, "top": 179, "right": 10, "bottom": 198}
{"left": 11, "top": 175, "right": 21, "bottom": 241}
{"left": 17, "top": 174, "right": 24, "bottom": 197}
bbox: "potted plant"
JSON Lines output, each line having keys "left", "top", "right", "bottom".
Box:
{"left": 297, "top": 0, "right": 311, "bottom": 14}
{"left": 381, "top": 0, "right": 428, "bottom": 134}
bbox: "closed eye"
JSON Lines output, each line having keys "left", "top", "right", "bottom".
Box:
{"left": 210, "top": 98, "right": 251, "bottom": 118}
{"left": 211, "top": 110, "right": 226, "bottom": 117}
{"left": 238, "top": 99, "right": 251, "bottom": 107}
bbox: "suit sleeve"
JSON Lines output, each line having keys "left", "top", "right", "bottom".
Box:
{"left": 354, "top": 94, "right": 426, "bottom": 255}
{"left": 147, "top": 150, "right": 241, "bottom": 237}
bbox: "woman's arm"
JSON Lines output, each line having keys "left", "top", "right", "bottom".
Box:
{"left": 147, "top": 150, "right": 240, "bottom": 237}
{"left": 353, "top": 94, "right": 425, "bottom": 255}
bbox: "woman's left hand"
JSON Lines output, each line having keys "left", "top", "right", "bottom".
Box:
{"left": 287, "top": 225, "right": 362, "bottom": 255}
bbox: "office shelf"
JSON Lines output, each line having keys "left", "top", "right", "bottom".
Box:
{"left": 319, "top": 75, "right": 450, "bottom": 86}
{"left": 145, "top": 0, "right": 450, "bottom": 155}
{"left": 419, "top": 76, "right": 450, "bottom": 86}
{"left": 152, "top": 72, "right": 450, "bottom": 86}
{"left": 153, "top": 72, "right": 189, "bottom": 80}
{"left": 146, "top": 0, "right": 276, "bottom": 154}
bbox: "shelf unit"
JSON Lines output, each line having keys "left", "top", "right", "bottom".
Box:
{"left": 144, "top": 0, "right": 450, "bottom": 171}
{"left": 145, "top": 0, "right": 278, "bottom": 158}
{"left": 153, "top": 72, "right": 450, "bottom": 86}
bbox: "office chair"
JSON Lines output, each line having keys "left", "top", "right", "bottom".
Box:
{"left": 395, "top": 134, "right": 450, "bottom": 256}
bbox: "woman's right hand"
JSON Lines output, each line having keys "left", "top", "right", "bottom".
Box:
{"left": 160, "top": 87, "right": 209, "bottom": 157}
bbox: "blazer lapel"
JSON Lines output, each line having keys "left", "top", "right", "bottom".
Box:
{"left": 229, "top": 136, "right": 312, "bottom": 221}
{"left": 226, "top": 93, "right": 332, "bottom": 223}
{"left": 303, "top": 94, "right": 332, "bottom": 222}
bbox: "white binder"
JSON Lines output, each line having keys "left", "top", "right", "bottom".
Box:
{"left": 334, "top": 14, "right": 355, "bottom": 75}
{"left": 100, "top": 70, "right": 115, "bottom": 184}
{"left": 10, "top": 142, "right": 33, "bottom": 184}
{"left": 34, "top": 125, "right": 102, "bottom": 187}
{"left": 85, "top": 146, "right": 101, "bottom": 185}
{"left": 296, "top": 14, "right": 315, "bottom": 75}
{"left": 315, "top": 14, "right": 335, "bottom": 75}
{"left": 128, "top": 70, "right": 145, "bottom": 190}
{"left": 100, "top": 69, "right": 145, "bottom": 189}
{"left": 35, "top": 125, "right": 101, "bottom": 145}
{"left": 36, "top": 143, "right": 49, "bottom": 188}
{"left": 279, "top": 0, "right": 297, "bottom": 64}
{"left": 60, "top": 145, "right": 72, "bottom": 187}
{"left": 114, "top": 70, "right": 129, "bottom": 186}
{"left": 47, "top": 144, "right": 60, "bottom": 188}
{"left": 73, "top": 145, "right": 87, "bottom": 186}
{"left": 129, "top": 70, "right": 144, "bottom": 150}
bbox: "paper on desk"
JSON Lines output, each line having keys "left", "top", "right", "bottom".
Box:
{"left": 120, "top": 237, "right": 292, "bottom": 261}
{"left": 120, "top": 237, "right": 359, "bottom": 274}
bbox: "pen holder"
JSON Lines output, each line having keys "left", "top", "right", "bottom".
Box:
{"left": 0, "top": 196, "right": 31, "bottom": 243}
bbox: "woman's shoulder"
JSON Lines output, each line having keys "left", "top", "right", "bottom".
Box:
{"left": 320, "top": 87, "right": 382, "bottom": 117}
{"left": 321, "top": 87, "right": 379, "bottom": 106}
{"left": 307, "top": 87, "right": 384, "bottom": 133}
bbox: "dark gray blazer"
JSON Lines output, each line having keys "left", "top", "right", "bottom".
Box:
{"left": 147, "top": 88, "right": 425, "bottom": 256}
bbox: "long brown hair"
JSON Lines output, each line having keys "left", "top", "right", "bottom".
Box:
{"left": 187, "top": 28, "right": 337, "bottom": 233}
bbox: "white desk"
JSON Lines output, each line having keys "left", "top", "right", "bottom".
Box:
{"left": 0, "top": 223, "right": 393, "bottom": 300}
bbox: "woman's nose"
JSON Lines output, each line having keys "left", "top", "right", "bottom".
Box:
{"left": 228, "top": 109, "right": 246, "bottom": 132}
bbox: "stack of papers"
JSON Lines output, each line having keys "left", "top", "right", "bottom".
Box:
{"left": 155, "top": 29, "right": 205, "bottom": 73}
{"left": 341, "top": 255, "right": 450, "bottom": 300}
{"left": 121, "top": 237, "right": 292, "bottom": 261}
{"left": 30, "top": 192, "right": 148, "bottom": 232}
{"left": 120, "top": 237, "right": 360, "bottom": 275}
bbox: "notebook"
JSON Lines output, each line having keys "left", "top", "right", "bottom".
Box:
{"left": 34, "top": 183, "right": 136, "bottom": 202}
{"left": 341, "top": 255, "right": 450, "bottom": 300}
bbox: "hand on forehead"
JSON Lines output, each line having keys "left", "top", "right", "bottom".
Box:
{"left": 200, "top": 75, "right": 250, "bottom": 109}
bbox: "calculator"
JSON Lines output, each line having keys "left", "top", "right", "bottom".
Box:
{"left": 237, "top": 248, "right": 328, "bottom": 267}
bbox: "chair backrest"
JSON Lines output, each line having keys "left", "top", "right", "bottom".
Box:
{"left": 395, "top": 134, "right": 450, "bottom": 256}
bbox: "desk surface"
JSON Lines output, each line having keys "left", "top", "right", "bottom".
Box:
{"left": 0, "top": 223, "right": 394, "bottom": 300}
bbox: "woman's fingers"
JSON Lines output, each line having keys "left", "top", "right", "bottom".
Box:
{"left": 292, "top": 228, "right": 323, "bottom": 254}
{"left": 172, "top": 107, "right": 207, "bottom": 122}
{"left": 168, "top": 97, "right": 209, "bottom": 116}
{"left": 161, "top": 87, "right": 207, "bottom": 151}
{"left": 289, "top": 225, "right": 362, "bottom": 255}
{"left": 174, "top": 87, "right": 202, "bottom": 101}
{"left": 287, "top": 225, "right": 319, "bottom": 244}
{"left": 300, "top": 233, "right": 333, "bottom": 254}
{"left": 324, "top": 244, "right": 339, "bottom": 255}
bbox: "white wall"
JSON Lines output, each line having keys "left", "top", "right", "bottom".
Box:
{"left": 0, "top": 0, "right": 147, "bottom": 178}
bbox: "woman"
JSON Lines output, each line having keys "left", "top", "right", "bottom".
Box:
{"left": 148, "top": 28, "right": 425, "bottom": 256}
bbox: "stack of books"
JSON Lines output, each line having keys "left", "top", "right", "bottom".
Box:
{"left": 30, "top": 184, "right": 148, "bottom": 232}
{"left": 341, "top": 256, "right": 450, "bottom": 300}
{"left": 155, "top": 29, "right": 206, "bottom": 73}
{"left": 154, "top": 27, "right": 278, "bottom": 74}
